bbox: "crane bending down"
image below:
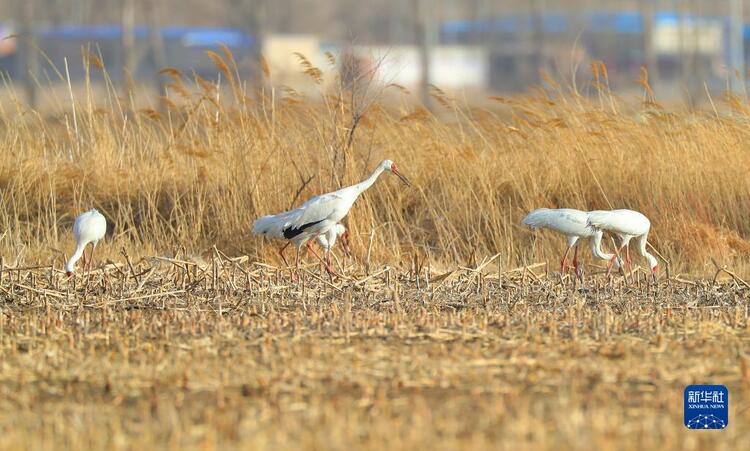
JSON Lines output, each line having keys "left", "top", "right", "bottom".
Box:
{"left": 316, "top": 224, "right": 351, "bottom": 270}
{"left": 65, "top": 209, "right": 107, "bottom": 277}
{"left": 522, "top": 208, "right": 620, "bottom": 277}
{"left": 586, "top": 209, "right": 658, "bottom": 281}
{"left": 252, "top": 159, "right": 410, "bottom": 273}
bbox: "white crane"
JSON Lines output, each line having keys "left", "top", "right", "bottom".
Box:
{"left": 316, "top": 224, "right": 351, "bottom": 270}
{"left": 65, "top": 209, "right": 107, "bottom": 277}
{"left": 253, "top": 208, "right": 320, "bottom": 268}
{"left": 253, "top": 159, "right": 410, "bottom": 273}
{"left": 587, "top": 209, "right": 658, "bottom": 281}
{"left": 316, "top": 223, "right": 350, "bottom": 254}
{"left": 522, "top": 208, "right": 620, "bottom": 277}
{"left": 253, "top": 216, "right": 349, "bottom": 270}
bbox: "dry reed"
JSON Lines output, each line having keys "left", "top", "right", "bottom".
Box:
{"left": 1, "top": 56, "right": 749, "bottom": 280}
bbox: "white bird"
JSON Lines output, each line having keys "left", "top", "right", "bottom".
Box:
{"left": 252, "top": 216, "right": 350, "bottom": 269}
{"left": 253, "top": 159, "right": 410, "bottom": 273}
{"left": 316, "top": 223, "right": 351, "bottom": 269}
{"left": 317, "top": 223, "right": 351, "bottom": 254}
{"left": 65, "top": 209, "right": 107, "bottom": 277}
{"left": 252, "top": 208, "right": 316, "bottom": 267}
{"left": 522, "top": 208, "right": 620, "bottom": 277}
{"left": 587, "top": 209, "right": 658, "bottom": 281}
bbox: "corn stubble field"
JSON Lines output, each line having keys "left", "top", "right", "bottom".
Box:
{"left": 1, "top": 54, "right": 750, "bottom": 449}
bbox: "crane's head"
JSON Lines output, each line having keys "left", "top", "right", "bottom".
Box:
{"left": 65, "top": 261, "right": 75, "bottom": 278}
{"left": 382, "top": 159, "right": 411, "bottom": 187}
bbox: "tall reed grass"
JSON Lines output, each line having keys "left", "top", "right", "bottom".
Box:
{"left": 1, "top": 52, "right": 749, "bottom": 277}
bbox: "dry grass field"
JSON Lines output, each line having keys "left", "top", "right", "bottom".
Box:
{"left": 0, "top": 261, "right": 748, "bottom": 450}
{"left": 1, "top": 55, "right": 750, "bottom": 449}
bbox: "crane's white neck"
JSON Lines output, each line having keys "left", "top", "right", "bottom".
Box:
{"left": 637, "top": 234, "right": 658, "bottom": 271}
{"left": 591, "top": 231, "right": 621, "bottom": 269}
{"left": 325, "top": 228, "right": 338, "bottom": 250}
{"left": 352, "top": 165, "right": 387, "bottom": 196}
{"left": 65, "top": 241, "right": 86, "bottom": 273}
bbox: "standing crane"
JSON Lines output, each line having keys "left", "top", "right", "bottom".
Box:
{"left": 252, "top": 216, "right": 350, "bottom": 271}
{"left": 65, "top": 209, "right": 107, "bottom": 277}
{"left": 252, "top": 159, "right": 410, "bottom": 274}
{"left": 253, "top": 208, "right": 324, "bottom": 269}
{"left": 522, "top": 208, "right": 621, "bottom": 278}
{"left": 587, "top": 209, "right": 658, "bottom": 282}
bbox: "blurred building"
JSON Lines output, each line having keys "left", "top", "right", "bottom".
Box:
{"left": 345, "top": 45, "right": 487, "bottom": 92}
{"left": 441, "top": 10, "right": 727, "bottom": 92}
{"left": 0, "top": 5, "right": 746, "bottom": 98}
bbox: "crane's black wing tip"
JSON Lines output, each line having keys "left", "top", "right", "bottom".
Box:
{"left": 283, "top": 219, "right": 325, "bottom": 239}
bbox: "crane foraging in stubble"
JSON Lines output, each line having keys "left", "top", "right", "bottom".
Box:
{"left": 316, "top": 223, "right": 352, "bottom": 270}
{"left": 65, "top": 209, "right": 107, "bottom": 277}
{"left": 522, "top": 208, "right": 621, "bottom": 278}
{"left": 586, "top": 209, "right": 658, "bottom": 282}
{"left": 252, "top": 159, "right": 411, "bottom": 274}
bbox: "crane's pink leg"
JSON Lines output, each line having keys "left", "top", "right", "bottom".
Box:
{"left": 82, "top": 246, "right": 90, "bottom": 274}
{"left": 278, "top": 242, "right": 291, "bottom": 267}
{"left": 606, "top": 255, "right": 617, "bottom": 276}
{"left": 625, "top": 244, "right": 634, "bottom": 283}
{"left": 613, "top": 244, "right": 630, "bottom": 283}
{"left": 626, "top": 245, "right": 633, "bottom": 273}
{"left": 560, "top": 245, "right": 572, "bottom": 275}
{"left": 294, "top": 243, "right": 299, "bottom": 282}
{"left": 306, "top": 240, "right": 332, "bottom": 273}
{"left": 90, "top": 245, "right": 97, "bottom": 272}
{"left": 324, "top": 248, "right": 335, "bottom": 280}
{"left": 572, "top": 245, "right": 584, "bottom": 281}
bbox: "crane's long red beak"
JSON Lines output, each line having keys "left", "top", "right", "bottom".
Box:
{"left": 393, "top": 169, "right": 411, "bottom": 187}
